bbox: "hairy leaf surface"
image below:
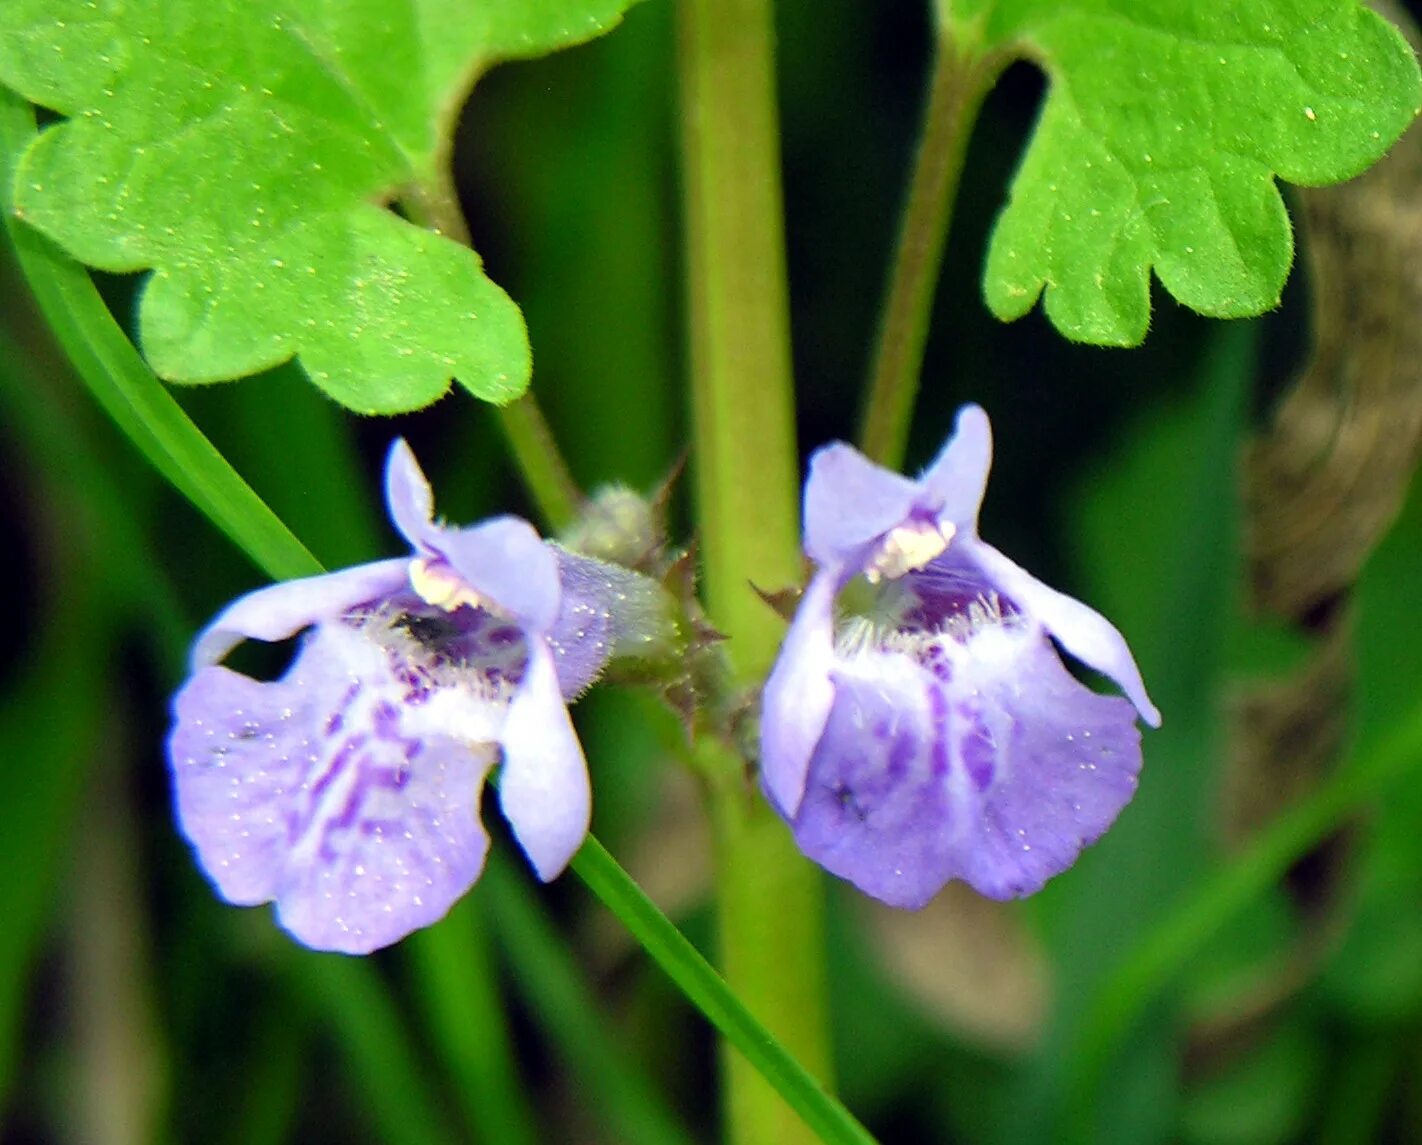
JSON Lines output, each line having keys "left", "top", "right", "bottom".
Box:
{"left": 954, "top": 0, "right": 1421, "bottom": 345}
{"left": 0, "top": 0, "right": 638, "bottom": 411}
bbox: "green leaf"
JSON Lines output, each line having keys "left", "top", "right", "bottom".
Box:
{"left": 288, "top": 952, "right": 460, "bottom": 1145}
{"left": 569, "top": 834, "right": 879, "bottom": 1145}
{"left": 1021, "top": 320, "right": 1253, "bottom": 1145}
{"left": 0, "top": 0, "right": 640, "bottom": 412}
{"left": 406, "top": 893, "right": 542, "bottom": 1145}
{"left": 958, "top": 0, "right": 1421, "bottom": 346}
{"left": 1064, "top": 694, "right": 1422, "bottom": 1145}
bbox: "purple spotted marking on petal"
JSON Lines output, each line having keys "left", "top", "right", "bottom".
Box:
{"left": 171, "top": 624, "right": 497, "bottom": 954}
{"left": 957, "top": 706, "right": 996, "bottom": 791}
{"left": 791, "top": 653, "right": 960, "bottom": 909}
{"left": 918, "top": 642, "right": 953, "bottom": 683}
{"left": 928, "top": 685, "right": 950, "bottom": 779}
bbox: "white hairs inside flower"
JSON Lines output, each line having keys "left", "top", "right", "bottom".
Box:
{"left": 937, "top": 592, "right": 1018, "bottom": 643}
{"left": 834, "top": 590, "right": 1031, "bottom": 669}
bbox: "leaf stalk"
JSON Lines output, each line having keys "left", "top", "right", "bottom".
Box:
{"left": 857, "top": 29, "right": 997, "bottom": 469}
{"left": 403, "top": 173, "right": 583, "bottom": 531}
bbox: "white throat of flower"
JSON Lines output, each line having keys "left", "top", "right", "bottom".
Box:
{"left": 358, "top": 606, "right": 520, "bottom": 703}
{"left": 864, "top": 520, "right": 956, "bottom": 585}
{"left": 938, "top": 592, "right": 1013, "bottom": 643}
{"left": 836, "top": 591, "right": 1026, "bottom": 664}
{"left": 409, "top": 556, "right": 509, "bottom": 617}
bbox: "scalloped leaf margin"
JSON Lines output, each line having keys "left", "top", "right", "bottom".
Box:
{"left": 956, "top": 0, "right": 1421, "bottom": 346}
{"left": 0, "top": 0, "right": 641, "bottom": 412}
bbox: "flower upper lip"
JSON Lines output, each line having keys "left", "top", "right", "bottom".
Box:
{"left": 385, "top": 438, "right": 562, "bottom": 633}
{"left": 803, "top": 405, "right": 992, "bottom": 572}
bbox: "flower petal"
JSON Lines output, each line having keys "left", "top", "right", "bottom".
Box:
{"left": 497, "top": 642, "right": 591, "bottom": 880}
{"left": 276, "top": 733, "right": 493, "bottom": 954}
{"left": 170, "top": 624, "right": 497, "bottom": 954}
{"left": 170, "top": 666, "right": 305, "bottom": 908}
{"left": 946, "top": 630, "right": 1143, "bottom": 899}
{"left": 545, "top": 548, "right": 655, "bottom": 697}
{"left": 965, "top": 539, "right": 1161, "bottom": 726}
{"left": 192, "top": 559, "right": 411, "bottom": 670}
{"left": 789, "top": 630, "right": 1143, "bottom": 907}
{"left": 790, "top": 652, "right": 958, "bottom": 909}
{"left": 384, "top": 438, "right": 436, "bottom": 549}
{"left": 804, "top": 443, "right": 921, "bottom": 568}
{"left": 918, "top": 403, "right": 992, "bottom": 530}
{"left": 760, "top": 568, "right": 839, "bottom": 817}
{"left": 439, "top": 517, "right": 562, "bottom": 634}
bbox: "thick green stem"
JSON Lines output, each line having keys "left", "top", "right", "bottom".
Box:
{"left": 676, "top": 2, "right": 834, "bottom": 1143}
{"left": 857, "top": 30, "right": 996, "bottom": 469}
{"left": 404, "top": 173, "right": 581, "bottom": 531}
{"left": 677, "top": 0, "right": 802, "bottom": 640}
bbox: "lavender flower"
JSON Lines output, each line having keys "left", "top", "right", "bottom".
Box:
{"left": 761, "top": 405, "right": 1161, "bottom": 908}
{"left": 169, "top": 441, "right": 649, "bottom": 954}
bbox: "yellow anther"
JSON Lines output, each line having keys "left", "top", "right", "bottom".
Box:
{"left": 865, "top": 520, "right": 955, "bottom": 584}
{"left": 409, "top": 557, "right": 489, "bottom": 614}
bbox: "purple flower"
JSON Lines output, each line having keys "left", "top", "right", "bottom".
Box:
{"left": 169, "top": 441, "right": 639, "bottom": 954}
{"left": 761, "top": 405, "right": 1161, "bottom": 908}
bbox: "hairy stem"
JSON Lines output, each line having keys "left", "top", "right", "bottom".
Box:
{"left": 857, "top": 30, "right": 997, "bottom": 469}
{"left": 404, "top": 173, "right": 582, "bottom": 531}
{"left": 676, "top": 2, "right": 834, "bottom": 1142}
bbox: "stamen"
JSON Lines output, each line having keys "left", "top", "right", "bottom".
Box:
{"left": 834, "top": 616, "right": 884, "bottom": 658}
{"left": 409, "top": 557, "right": 506, "bottom": 616}
{"left": 864, "top": 520, "right": 956, "bottom": 584}
{"left": 940, "top": 591, "right": 1012, "bottom": 641}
